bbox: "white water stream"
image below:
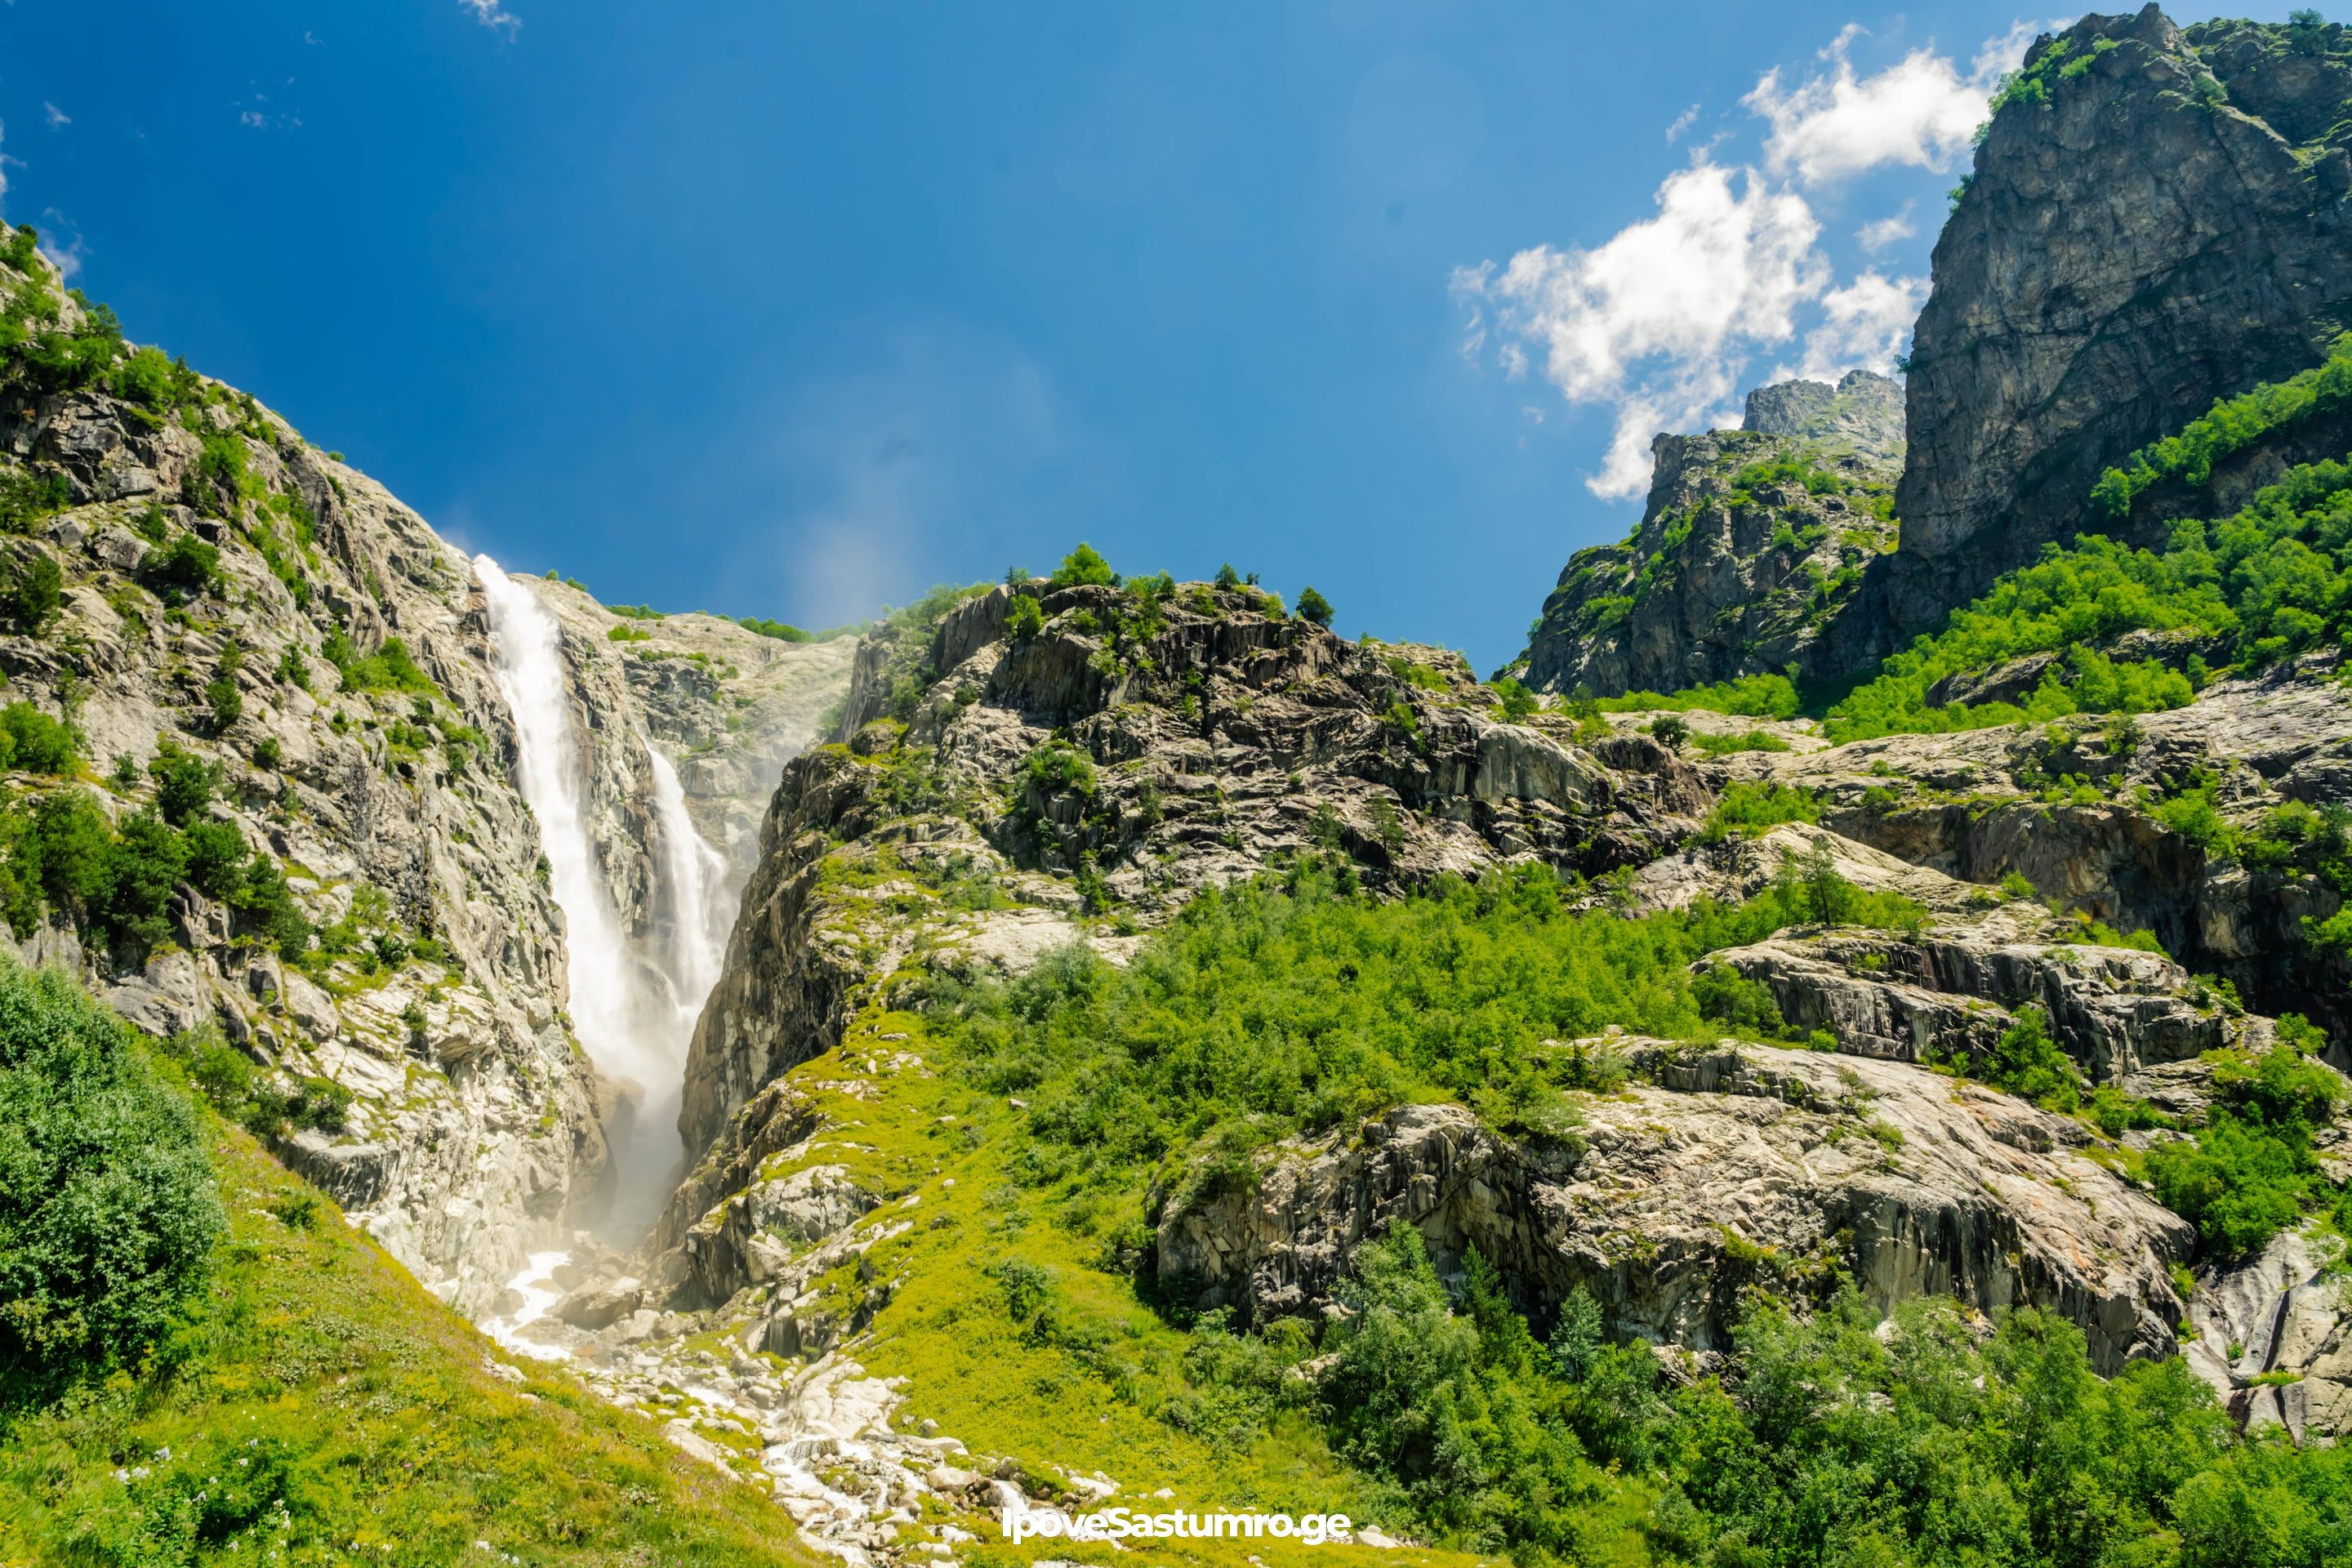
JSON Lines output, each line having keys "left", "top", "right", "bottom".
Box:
{"left": 475, "top": 556, "right": 733, "bottom": 1242}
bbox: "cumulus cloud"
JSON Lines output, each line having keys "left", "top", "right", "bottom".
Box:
{"left": 1857, "top": 207, "right": 1916, "bottom": 251}
{"left": 1453, "top": 22, "right": 2060, "bottom": 496}
{"left": 458, "top": 0, "right": 521, "bottom": 35}
{"left": 1744, "top": 20, "right": 2046, "bottom": 186}
{"left": 1454, "top": 161, "right": 1823, "bottom": 496}
{"left": 1793, "top": 270, "right": 1925, "bottom": 381}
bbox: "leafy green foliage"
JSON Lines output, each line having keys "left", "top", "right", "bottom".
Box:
{"left": 2148, "top": 1018, "right": 2346, "bottom": 1256}
{"left": 0, "top": 546, "right": 63, "bottom": 631}
{"left": 1004, "top": 593, "right": 1045, "bottom": 642}
{"left": 0, "top": 755, "right": 308, "bottom": 964}
{"left": 1689, "top": 726, "right": 1792, "bottom": 756}
{"left": 0, "top": 701, "right": 78, "bottom": 775}
{"left": 0, "top": 956, "right": 222, "bottom": 1404}
{"left": 1975, "top": 1004, "right": 2083, "bottom": 1112}
{"left": 139, "top": 531, "right": 223, "bottom": 606}
{"left": 1492, "top": 677, "right": 1540, "bottom": 722}
{"left": 1829, "top": 343, "right": 2352, "bottom": 742}
{"left": 2093, "top": 333, "right": 2352, "bottom": 521}
{"left": 321, "top": 627, "right": 435, "bottom": 694}
{"left": 0, "top": 465, "right": 69, "bottom": 533}
{"left": 1701, "top": 781, "right": 1820, "bottom": 841}
{"left": 927, "top": 860, "right": 1937, "bottom": 1189}
{"left": 1050, "top": 542, "right": 1118, "bottom": 588}
{"left": 1298, "top": 1223, "right": 2348, "bottom": 1566}
{"left": 1295, "top": 585, "right": 1334, "bottom": 627}
{"left": 1, "top": 1055, "right": 809, "bottom": 1562}
{"left": 1596, "top": 671, "right": 1802, "bottom": 719}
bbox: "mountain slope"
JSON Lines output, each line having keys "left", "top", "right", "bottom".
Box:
{"left": 0, "top": 220, "right": 852, "bottom": 1312}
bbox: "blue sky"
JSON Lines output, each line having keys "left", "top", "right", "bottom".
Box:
{"left": 0, "top": 3, "right": 2297, "bottom": 670}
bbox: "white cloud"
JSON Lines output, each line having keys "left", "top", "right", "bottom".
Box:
{"left": 1793, "top": 270, "right": 1925, "bottom": 381}
{"left": 1453, "top": 160, "right": 1824, "bottom": 497}
{"left": 1664, "top": 104, "right": 1700, "bottom": 145}
{"left": 459, "top": 0, "right": 520, "bottom": 35}
{"left": 42, "top": 102, "right": 67, "bottom": 129}
{"left": 1743, "top": 21, "right": 2047, "bottom": 186}
{"left": 1856, "top": 207, "right": 1916, "bottom": 251}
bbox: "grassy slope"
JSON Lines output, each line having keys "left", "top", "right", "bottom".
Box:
{"left": 0, "top": 1109, "right": 814, "bottom": 1568}
{"left": 746, "top": 1008, "right": 1504, "bottom": 1568}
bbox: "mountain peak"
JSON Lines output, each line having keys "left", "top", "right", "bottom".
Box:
{"left": 1740, "top": 368, "right": 1905, "bottom": 461}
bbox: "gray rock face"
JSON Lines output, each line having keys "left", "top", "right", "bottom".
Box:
{"left": 2185, "top": 1227, "right": 2352, "bottom": 1442}
{"left": 1508, "top": 420, "right": 1897, "bottom": 697}
{"left": 1728, "top": 668, "right": 2352, "bottom": 1047}
{"left": 1156, "top": 1040, "right": 2193, "bottom": 1374}
{"left": 1742, "top": 370, "right": 1905, "bottom": 459}
{"left": 1867, "top": 8, "right": 2352, "bottom": 647}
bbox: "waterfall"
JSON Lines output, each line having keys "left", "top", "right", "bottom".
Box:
{"left": 474, "top": 556, "right": 727, "bottom": 1238}
{"left": 645, "top": 745, "right": 732, "bottom": 1019}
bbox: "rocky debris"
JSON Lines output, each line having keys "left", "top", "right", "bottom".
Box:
{"left": 1506, "top": 403, "right": 1898, "bottom": 697}
{"left": 1858, "top": 8, "right": 2352, "bottom": 652}
{"left": 1157, "top": 1038, "right": 2194, "bottom": 1374}
{"left": 2184, "top": 1227, "right": 2352, "bottom": 1442}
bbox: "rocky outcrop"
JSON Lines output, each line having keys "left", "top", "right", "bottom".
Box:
{"left": 2185, "top": 1227, "right": 2352, "bottom": 1441}
{"left": 1856, "top": 7, "right": 2352, "bottom": 651}
{"left": 657, "top": 579, "right": 1712, "bottom": 1293}
{"left": 1156, "top": 1040, "right": 2194, "bottom": 1374}
{"left": 1507, "top": 382, "right": 1899, "bottom": 697}
{"left": 1743, "top": 369, "right": 1905, "bottom": 457}
{"left": 1715, "top": 668, "right": 2352, "bottom": 1049}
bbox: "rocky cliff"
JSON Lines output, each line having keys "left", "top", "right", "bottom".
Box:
{"left": 1856, "top": 7, "right": 2352, "bottom": 650}
{"left": 1505, "top": 371, "right": 1900, "bottom": 696}
{"left": 0, "top": 225, "right": 851, "bottom": 1313}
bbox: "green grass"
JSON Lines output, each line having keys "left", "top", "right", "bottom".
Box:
{"left": 0, "top": 1107, "right": 816, "bottom": 1566}
{"left": 732, "top": 1008, "right": 1447, "bottom": 1568}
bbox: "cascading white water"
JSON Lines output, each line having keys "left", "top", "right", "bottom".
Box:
{"left": 645, "top": 744, "right": 733, "bottom": 1018}
{"left": 475, "top": 555, "right": 730, "bottom": 1240}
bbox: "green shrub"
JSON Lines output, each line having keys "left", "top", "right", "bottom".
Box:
{"left": 1973, "top": 1003, "right": 2082, "bottom": 1111}
{"left": 2147, "top": 1022, "right": 2344, "bottom": 1256}
{"left": 1690, "top": 727, "right": 1791, "bottom": 756}
{"left": 0, "top": 702, "right": 78, "bottom": 774}
{"left": 139, "top": 530, "right": 222, "bottom": 604}
{"left": 1649, "top": 714, "right": 1690, "bottom": 749}
{"left": 203, "top": 672, "right": 243, "bottom": 730}
{"left": 149, "top": 739, "right": 218, "bottom": 826}
{"left": 0, "top": 956, "right": 223, "bottom": 1403}
{"left": 0, "top": 466, "right": 70, "bottom": 533}
{"left": 0, "top": 547, "right": 63, "bottom": 630}
{"left": 606, "top": 623, "right": 650, "bottom": 643}
{"left": 1295, "top": 586, "right": 1334, "bottom": 627}
{"left": 322, "top": 627, "right": 435, "bottom": 694}
{"left": 1492, "top": 677, "right": 1539, "bottom": 722}
{"left": 1701, "top": 780, "right": 1820, "bottom": 841}
{"left": 1004, "top": 594, "right": 1045, "bottom": 642}
{"left": 1050, "top": 543, "right": 1117, "bottom": 588}
{"left": 1597, "top": 671, "right": 1802, "bottom": 719}
{"left": 1018, "top": 741, "right": 1097, "bottom": 799}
